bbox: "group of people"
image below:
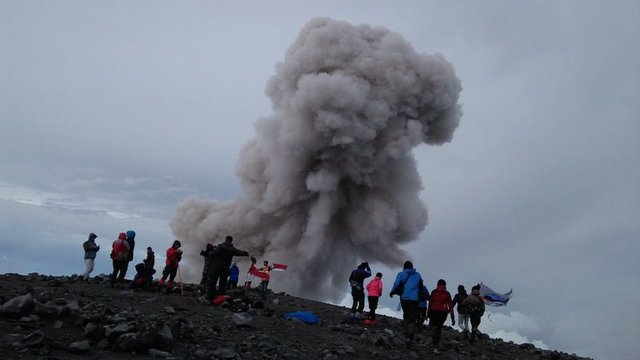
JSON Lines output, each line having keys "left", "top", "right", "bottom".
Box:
{"left": 348, "top": 260, "right": 486, "bottom": 353}
{"left": 83, "top": 232, "right": 278, "bottom": 305}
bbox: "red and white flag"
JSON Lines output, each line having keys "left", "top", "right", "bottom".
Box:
{"left": 273, "top": 263, "right": 288, "bottom": 271}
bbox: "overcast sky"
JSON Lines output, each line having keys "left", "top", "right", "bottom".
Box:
{"left": 1, "top": 1, "right": 638, "bottom": 359}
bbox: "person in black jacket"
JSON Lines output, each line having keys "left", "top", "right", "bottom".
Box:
{"left": 348, "top": 262, "right": 371, "bottom": 315}
{"left": 206, "top": 236, "right": 249, "bottom": 302}
{"left": 199, "top": 243, "right": 215, "bottom": 287}
{"left": 452, "top": 285, "right": 470, "bottom": 338}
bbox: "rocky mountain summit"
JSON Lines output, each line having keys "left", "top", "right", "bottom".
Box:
{"left": 0, "top": 273, "right": 590, "bottom": 359}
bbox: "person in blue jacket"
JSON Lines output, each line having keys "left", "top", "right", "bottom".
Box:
{"left": 390, "top": 260, "right": 424, "bottom": 345}
{"left": 227, "top": 262, "right": 240, "bottom": 289}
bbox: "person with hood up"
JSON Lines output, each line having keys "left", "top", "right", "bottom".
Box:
{"left": 365, "top": 272, "right": 383, "bottom": 320}
{"left": 389, "top": 261, "right": 424, "bottom": 345}
{"left": 462, "top": 284, "right": 486, "bottom": 343}
{"left": 143, "top": 247, "right": 156, "bottom": 287}
{"left": 348, "top": 262, "right": 372, "bottom": 315}
{"left": 159, "top": 240, "right": 182, "bottom": 289}
{"left": 428, "top": 279, "right": 456, "bottom": 353}
{"left": 206, "top": 236, "right": 249, "bottom": 303}
{"left": 110, "top": 232, "right": 130, "bottom": 287}
{"left": 199, "top": 243, "right": 215, "bottom": 288}
{"left": 123, "top": 230, "right": 136, "bottom": 278}
{"left": 82, "top": 233, "right": 100, "bottom": 281}
{"left": 227, "top": 262, "right": 240, "bottom": 289}
{"left": 452, "top": 285, "right": 470, "bottom": 338}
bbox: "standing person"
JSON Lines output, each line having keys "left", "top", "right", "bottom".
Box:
{"left": 206, "top": 236, "right": 249, "bottom": 303}
{"left": 452, "top": 285, "right": 470, "bottom": 338}
{"left": 428, "top": 279, "right": 456, "bottom": 354}
{"left": 159, "top": 240, "right": 182, "bottom": 289}
{"left": 123, "top": 230, "right": 136, "bottom": 279}
{"left": 227, "top": 262, "right": 239, "bottom": 289}
{"left": 365, "top": 272, "right": 383, "bottom": 320}
{"left": 259, "top": 260, "right": 273, "bottom": 292}
{"left": 144, "top": 247, "right": 156, "bottom": 287}
{"left": 462, "top": 284, "right": 486, "bottom": 343}
{"left": 199, "top": 243, "right": 215, "bottom": 288}
{"left": 348, "top": 262, "right": 371, "bottom": 316}
{"left": 389, "top": 261, "right": 423, "bottom": 345}
{"left": 110, "top": 232, "right": 130, "bottom": 288}
{"left": 244, "top": 257, "right": 259, "bottom": 293}
{"left": 417, "top": 281, "right": 430, "bottom": 327}
{"left": 82, "top": 233, "right": 100, "bottom": 281}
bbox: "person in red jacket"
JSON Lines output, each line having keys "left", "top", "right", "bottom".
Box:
{"left": 110, "top": 232, "right": 130, "bottom": 288}
{"left": 365, "top": 272, "right": 383, "bottom": 320}
{"left": 427, "top": 279, "right": 455, "bottom": 354}
{"left": 159, "top": 240, "right": 182, "bottom": 289}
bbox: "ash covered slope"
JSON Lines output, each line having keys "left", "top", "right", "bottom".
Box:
{"left": 0, "top": 273, "right": 591, "bottom": 360}
{"left": 171, "top": 17, "right": 462, "bottom": 301}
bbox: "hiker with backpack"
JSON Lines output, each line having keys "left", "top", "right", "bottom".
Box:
{"left": 389, "top": 261, "right": 426, "bottom": 346}
{"left": 110, "top": 232, "right": 130, "bottom": 287}
{"left": 462, "top": 284, "right": 486, "bottom": 343}
{"left": 428, "top": 279, "right": 455, "bottom": 354}
{"left": 348, "top": 262, "right": 371, "bottom": 316}
{"left": 452, "top": 285, "right": 470, "bottom": 338}
{"left": 227, "top": 262, "right": 240, "bottom": 289}
{"left": 159, "top": 240, "right": 183, "bottom": 290}
{"left": 365, "top": 272, "right": 383, "bottom": 321}
{"left": 82, "top": 233, "right": 100, "bottom": 281}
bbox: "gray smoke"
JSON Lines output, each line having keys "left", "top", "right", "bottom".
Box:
{"left": 171, "top": 18, "right": 462, "bottom": 301}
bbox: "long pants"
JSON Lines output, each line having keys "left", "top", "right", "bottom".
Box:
{"left": 207, "top": 263, "right": 230, "bottom": 300}
{"left": 470, "top": 314, "right": 482, "bottom": 341}
{"left": 351, "top": 287, "right": 365, "bottom": 313}
{"left": 83, "top": 258, "right": 95, "bottom": 280}
{"left": 417, "top": 307, "right": 427, "bottom": 326}
{"left": 429, "top": 310, "right": 448, "bottom": 348}
{"left": 161, "top": 265, "right": 178, "bottom": 284}
{"left": 400, "top": 299, "right": 419, "bottom": 341}
{"left": 111, "top": 260, "right": 128, "bottom": 285}
{"left": 227, "top": 280, "right": 238, "bottom": 289}
{"left": 367, "top": 296, "right": 379, "bottom": 319}
{"left": 458, "top": 313, "right": 470, "bottom": 333}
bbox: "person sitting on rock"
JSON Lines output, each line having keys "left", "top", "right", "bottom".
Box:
{"left": 159, "top": 240, "right": 182, "bottom": 289}
{"left": 462, "top": 284, "right": 486, "bottom": 343}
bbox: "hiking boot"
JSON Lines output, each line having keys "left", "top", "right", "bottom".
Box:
{"left": 167, "top": 281, "right": 174, "bottom": 289}
{"left": 158, "top": 279, "right": 165, "bottom": 287}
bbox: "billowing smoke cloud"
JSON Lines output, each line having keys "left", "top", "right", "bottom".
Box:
{"left": 171, "top": 18, "right": 462, "bottom": 301}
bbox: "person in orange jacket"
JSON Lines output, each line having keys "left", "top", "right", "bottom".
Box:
{"left": 159, "top": 240, "right": 182, "bottom": 289}
{"left": 427, "top": 278, "right": 455, "bottom": 354}
{"left": 365, "top": 272, "right": 383, "bottom": 320}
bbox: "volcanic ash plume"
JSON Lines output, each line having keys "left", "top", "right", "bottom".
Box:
{"left": 171, "top": 18, "right": 462, "bottom": 301}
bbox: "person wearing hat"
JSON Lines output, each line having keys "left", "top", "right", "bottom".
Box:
{"left": 159, "top": 240, "right": 183, "bottom": 289}
{"left": 206, "top": 235, "right": 249, "bottom": 303}
{"left": 82, "top": 233, "right": 100, "bottom": 281}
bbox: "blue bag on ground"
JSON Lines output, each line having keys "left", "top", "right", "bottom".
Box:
{"left": 284, "top": 311, "right": 320, "bottom": 324}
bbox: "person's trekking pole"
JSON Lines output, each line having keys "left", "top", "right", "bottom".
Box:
{"left": 178, "top": 266, "right": 185, "bottom": 296}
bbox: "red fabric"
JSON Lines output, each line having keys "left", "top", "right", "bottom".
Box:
{"left": 118, "top": 232, "right": 126, "bottom": 240}
{"left": 366, "top": 277, "right": 383, "bottom": 297}
{"left": 273, "top": 263, "right": 288, "bottom": 270}
{"left": 249, "top": 264, "right": 270, "bottom": 280}
{"left": 428, "top": 285, "right": 455, "bottom": 317}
